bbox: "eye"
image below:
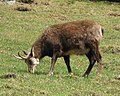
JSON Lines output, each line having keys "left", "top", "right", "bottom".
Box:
{"left": 29, "top": 60, "right": 33, "bottom": 65}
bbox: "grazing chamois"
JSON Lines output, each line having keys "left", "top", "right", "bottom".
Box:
{"left": 14, "top": 20, "right": 103, "bottom": 77}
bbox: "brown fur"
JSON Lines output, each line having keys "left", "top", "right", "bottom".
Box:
{"left": 33, "top": 20, "right": 102, "bottom": 57}
{"left": 17, "top": 20, "right": 103, "bottom": 77}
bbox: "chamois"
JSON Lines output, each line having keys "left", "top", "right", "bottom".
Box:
{"left": 14, "top": 20, "right": 103, "bottom": 77}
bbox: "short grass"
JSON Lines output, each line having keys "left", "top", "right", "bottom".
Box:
{"left": 0, "top": 0, "right": 120, "bottom": 96}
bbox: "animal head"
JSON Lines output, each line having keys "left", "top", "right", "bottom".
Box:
{"left": 14, "top": 47, "right": 39, "bottom": 73}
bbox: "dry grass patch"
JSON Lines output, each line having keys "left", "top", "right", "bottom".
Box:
{"left": 114, "top": 24, "right": 120, "bottom": 31}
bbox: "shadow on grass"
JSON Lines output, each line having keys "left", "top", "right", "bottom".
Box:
{"left": 90, "top": 0, "right": 120, "bottom": 2}
{"left": 35, "top": 71, "right": 48, "bottom": 75}
{"left": 105, "top": 0, "right": 120, "bottom": 2}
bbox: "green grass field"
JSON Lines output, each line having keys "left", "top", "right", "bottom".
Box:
{"left": 0, "top": 0, "right": 120, "bottom": 96}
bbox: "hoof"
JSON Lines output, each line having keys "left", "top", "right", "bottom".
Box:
{"left": 82, "top": 74, "right": 88, "bottom": 78}
{"left": 69, "top": 72, "right": 74, "bottom": 75}
{"left": 48, "top": 72, "right": 53, "bottom": 76}
{"left": 98, "top": 73, "right": 102, "bottom": 78}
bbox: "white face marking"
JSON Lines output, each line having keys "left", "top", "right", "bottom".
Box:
{"left": 30, "top": 58, "right": 39, "bottom": 65}
{"left": 25, "top": 58, "right": 39, "bottom": 73}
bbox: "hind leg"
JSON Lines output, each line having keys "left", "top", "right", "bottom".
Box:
{"left": 97, "top": 52, "right": 102, "bottom": 77}
{"left": 83, "top": 51, "right": 96, "bottom": 77}
{"left": 84, "top": 39, "right": 102, "bottom": 77}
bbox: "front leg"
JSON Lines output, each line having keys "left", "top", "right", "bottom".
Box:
{"left": 63, "top": 55, "right": 72, "bottom": 73}
{"left": 49, "top": 54, "right": 57, "bottom": 76}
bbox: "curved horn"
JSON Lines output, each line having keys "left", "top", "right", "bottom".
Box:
{"left": 14, "top": 50, "right": 28, "bottom": 60}
{"left": 30, "top": 47, "right": 35, "bottom": 57}
{"left": 18, "top": 51, "right": 28, "bottom": 59}
{"left": 22, "top": 50, "right": 28, "bottom": 55}
{"left": 13, "top": 54, "right": 23, "bottom": 60}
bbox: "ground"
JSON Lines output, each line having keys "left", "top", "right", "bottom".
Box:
{"left": 0, "top": 0, "right": 120, "bottom": 96}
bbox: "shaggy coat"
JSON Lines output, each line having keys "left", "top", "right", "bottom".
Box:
{"left": 15, "top": 20, "right": 103, "bottom": 77}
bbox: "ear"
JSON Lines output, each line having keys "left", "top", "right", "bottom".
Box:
{"left": 30, "top": 47, "right": 35, "bottom": 57}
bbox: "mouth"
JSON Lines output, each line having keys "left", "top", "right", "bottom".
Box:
{"left": 28, "top": 65, "right": 36, "bottom": 74}
{"left": 29, "top": 70, "right": 34, "bottom": 74}
{"left": 29, "top": 69, "right": 35, "bottom": 74}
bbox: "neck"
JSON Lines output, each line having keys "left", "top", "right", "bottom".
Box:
{"left": 31, "top": 40, "right": 42, "bottom": 59}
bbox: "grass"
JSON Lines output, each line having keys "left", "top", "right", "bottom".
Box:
{"left": 0, "top": 0, "right": 120, "bottom": 96}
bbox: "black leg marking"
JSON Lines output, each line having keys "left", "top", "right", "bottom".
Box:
{"left": 84, "top": 40, "right": 102, "bottom": 77}
{"left": 83, "top": 51, "right": 96, "bottom": 77}
{"left": 63, "top": 55, "right": 72, "bottom": 73}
